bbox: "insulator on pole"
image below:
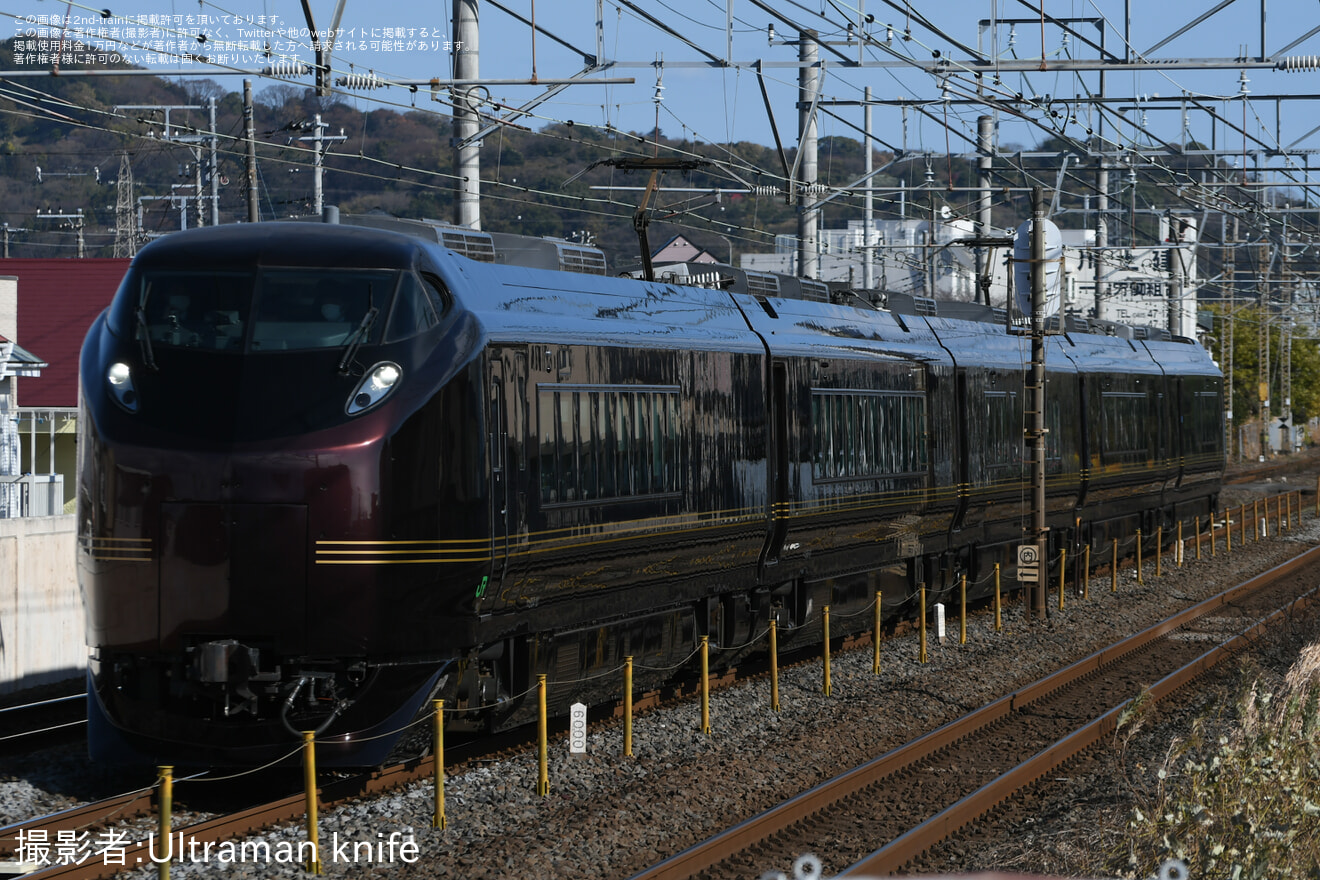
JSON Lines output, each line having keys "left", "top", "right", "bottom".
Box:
{"left": 337, "top": 71, "right": 384, "bottom": 90}
{"left": 261, "top": 60, "right": 312, "bottom": 78}
{"left": 1279, "top": 55, "right": 1320, "bottom": 72}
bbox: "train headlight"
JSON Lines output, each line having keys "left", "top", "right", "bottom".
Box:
{"left": 346, "top": 361, "right": 402, "bottom": 415}
{"left": 106, "top": 361, "right": 139, "bottom": 412}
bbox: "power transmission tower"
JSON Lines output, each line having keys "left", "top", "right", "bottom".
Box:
{"left": 113, "top": 153, "right": 137, "bottom": 257}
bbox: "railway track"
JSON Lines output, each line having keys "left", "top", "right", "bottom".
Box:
{"left": 628, "top": 544, "right": 1320, "bottom": 880}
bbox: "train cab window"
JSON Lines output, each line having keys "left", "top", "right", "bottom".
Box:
{"left": 420, "top": 273, "right": 451, "bottom": 316}
{"left": 129, "top": 271, "right": 254, "bottom": 350}
{"left": 252, "top": 269, "right": 393, "bottom": 351}
{"left": 384, "top": 272, "right": 438, "bottom": 342}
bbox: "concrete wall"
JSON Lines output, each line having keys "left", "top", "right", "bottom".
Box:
{"left": 0, "top": 513, "right": 82, "bottom": 694}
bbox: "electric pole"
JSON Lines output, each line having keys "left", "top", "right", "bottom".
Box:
{"left": 37, "top": 209, "right": 84, "bottom": 258}
{"left": 797, "top": 29, "right": 819, "bottom": 280}
{"left": 244, "top": 79, "right": 259, "bottom": 223}
{"left": 1029, "top": 185, "right": 1047, "bottom": 621}
{"left": 297, "top": 115, "right": 347, "bottom": 215}
{"left": 453, "top": 0, "right": 481, "bottom": 229}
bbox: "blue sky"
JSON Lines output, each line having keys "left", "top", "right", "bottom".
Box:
{"left": 5, "top": 0, "right": 1320, "bottom": 157}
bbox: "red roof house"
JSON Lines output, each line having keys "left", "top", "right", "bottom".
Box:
{"left": 0, "top": 259, "right": 131, "bottom": 407}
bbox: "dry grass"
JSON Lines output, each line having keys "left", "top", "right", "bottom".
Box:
{"left": 1119, "top": 641, "right": 1320, "bottom": 879}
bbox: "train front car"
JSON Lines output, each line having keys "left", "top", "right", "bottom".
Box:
{"left": 78, "top": 223, "right": 479, "bottom": 766}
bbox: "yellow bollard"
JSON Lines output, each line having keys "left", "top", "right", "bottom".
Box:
{"left": 156, "top": 765, "right": 173, "bottom": 880}
{"left": 537, "top": 675, "right": 549, "bottom": 796}
{"left": 1226, "top": 511, "right": 1232, "bottom": 553}
{"left": 822, "top": 605, "right": 832, "bottom": 697}
{"left": 1111, "top": 538, "right": 1119, "bottom": 592}
{"left": 1155, "top": 526, "right": 1162, "bottom": 579}
{"left": 302, "top": 733, "right": 321, "bottom": 874}
{"left": 623, "top": 658, "right": 633, "bottom": 757}
{"left": 918, "top": 583, "right": 928, "bottom": 664}
{"left": 1255, "top": 499, "right": 1261, "bottom": 541}
{"left": 1195, "top": 515, "right": 1202, "bottom": 560}
{"left": 769, "top": 621, "right": 780, "bottom": 711}
{"left": 872, "top": 592, "right": 882, "bottom": 675}
{"left": 700, "top": 636, "right": 711, "bottom": 735}
{"left": 1057, "top": 548, "right": 1066, "bottom": 611}
{"left": 1083, "top": 545, "right": 1090, "bottom": 600}
{"left": 993, "top": 563, "right": 1002, "bottom": 632}
{"left": 1136, "top": 529, "right": 1144, "bottom": 584}
{"left": 1177, "top": 520, "right": 1183, "bottom": 568}
{"left": 432, "top": 700, "right": 446, "bottom": 830}
{"left": 1211, "top": 513, "right": 1217, "bottom": 556}
{"left": 959, "top": 575, "right": 967, "bottom": 645}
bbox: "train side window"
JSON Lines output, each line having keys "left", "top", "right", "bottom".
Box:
{"left": 537, "top": 384, "right": 680, "bottom": 505}
{"left": 983, "top": 391, "right": 1018, "bottom": 475}
{"left": 810, "top": 390, "right": 928, "bottom": 481}
{"left": 539, "top": 392, "right": 557, "bottom": 503}
{"left": 1101, "top": 392, "right": 1147, "bottom": 463}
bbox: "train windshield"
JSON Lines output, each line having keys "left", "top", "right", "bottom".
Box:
{"left": 128, "top": 269, "right": 401, "bottom": 352}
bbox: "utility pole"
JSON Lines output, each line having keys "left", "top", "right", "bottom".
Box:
{"left": 1259, "top": 240, "right": 1271, "bottom": 460}
{"left": 1224, "top": 215, "right": 1237, "bottom": 460}
{"left": 117, "top": 103, "right": 218, "bottom": 227}
{"left": 1028, "top": 185, "right": 1047, "bottom": 621}
{"left": 1167, "top": 236, "right": 1184, "bottom": 337}
{"left": 297, "top": 115, "right": 347, "bottom": 215}
{"left": 863, "top": 86, "right": 874, "bottom": 290}
{"left": 244, "top": 79, "right": 259, "bottom": 223}
{"left": 1095, "top": 160, "right": 1108, "bottom": 319}
{"left": 797, "top": 29, "right": 820, "bottom": 280}
{"left": 977, "top": 115, "right": 993, "bottom": 306}
{"left": 1280, "top": 214, "right": 1293, "bottom": 452}
{"left": 453, "top": 0, "right": 481, "bottom": 229}
{"left": 208, "top": 98, "right": 219, "bottom": 226}
{"left": 37, "top": 209, "right": 84, "bottom": 257}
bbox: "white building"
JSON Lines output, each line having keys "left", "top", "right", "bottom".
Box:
{"left": 741, "top": 216, "right": 1201, "bottom": 338}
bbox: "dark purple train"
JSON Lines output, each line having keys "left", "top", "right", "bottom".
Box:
{"left": 78, "top": 217, "right": 1223, "bottom": 766}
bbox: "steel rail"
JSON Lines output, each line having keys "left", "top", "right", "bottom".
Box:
{"left": 0, "top": 791, "right": 155, "bottom": 860}
{"left": 628, "top": 542, "right": 1320, "bottom": 880}
{"left": 13, "top": 753, "right": 443, "bottom": 879}
{"left": 849, "top": 558, "right": 1320, "bottom": 875}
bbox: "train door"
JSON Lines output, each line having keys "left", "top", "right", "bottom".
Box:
{"left": 486, "top": 348, "right": 529, "bottom": 611}
{"left": 758, "top": 360, "right": 790, "bottom": 577}
{"left": 489, "top": 355, "right": 510, "bottom": 596}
